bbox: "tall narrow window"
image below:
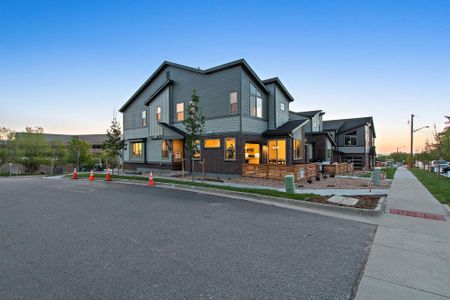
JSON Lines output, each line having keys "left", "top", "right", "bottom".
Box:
{"left": 192, "top": 140, "right": 200, "bottom": 159}
{"left": 293, "top": 139, "right": 302, "bottom": 160}
{"left": 156, "top": 106, "right": 161, "bottom": 121}
{"left": 176, "top": 103, "right": 184, "bottom": 121}
{"left": 250, "top": 84, "right": 262, "bottom": 118}
{"left": 141, "top": 111, "right": 147, "bottom": 126}
{"left": 131, "top": 142, "right": 143, "bottom": 159}
{"left": 230, "top": 92, "right": 238, "bottom": 114}
{"left": 224, "top": 138, "right": 236, "bottom": 160}
{"left": 161, "top": 140, "right": 169, "bottom": 159}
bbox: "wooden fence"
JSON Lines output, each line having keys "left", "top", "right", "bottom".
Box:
{"left": 242, "top": 163, "right": 319, "bottom": 182}
{"left": 323, "top": 163, "right": 354, "bottom": 176}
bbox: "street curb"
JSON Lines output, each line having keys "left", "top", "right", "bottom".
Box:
{"left": 84, "top": 177, "right": 385, "bottom": 217}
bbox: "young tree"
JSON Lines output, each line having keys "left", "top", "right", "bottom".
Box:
{"left": 0, "top": 127, "right": 14, "bottom": 166}
{"left": 14, "top": 127, "right": 50, "bottom": 173}
{"left": 183, "top": 90, "right": 205, "bottom": 181}
{"left": 67, "top": 137, "right": 93, "bottom": 171}
{"left": 49, "top": 140, "right": 67, "bottom": 173}
{"left": 102, "top": 113, "right": 126, "bottom": 175}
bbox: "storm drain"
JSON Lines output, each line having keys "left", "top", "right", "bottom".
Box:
{"left": 389, "top": 209, "right": 447, "bottom": 222}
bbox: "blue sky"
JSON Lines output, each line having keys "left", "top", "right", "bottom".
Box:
{"left": 1, "top": 0, "right": 449, "bottom": 153}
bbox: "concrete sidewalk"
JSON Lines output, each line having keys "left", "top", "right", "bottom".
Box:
{"left": 356, "top": 167, "right": 450, "bottom": 299}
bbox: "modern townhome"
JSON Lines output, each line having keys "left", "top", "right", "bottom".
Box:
{"left": 289, "top": 110, "right": 337, "bottom": 163}
{"left": 322, "top": 117, "right": 376, "bottom": 170}
{"left": 119, "top": 59, "right": 309, "bottom": 175}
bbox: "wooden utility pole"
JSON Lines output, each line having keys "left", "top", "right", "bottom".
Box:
{"left": 409, "top": 114, "right": 414, "bottom": 169}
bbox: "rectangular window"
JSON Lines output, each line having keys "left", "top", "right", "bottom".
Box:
{"left": 230, "top": 92, "right": 238, "bottom": 114}
{"left": 192, "top": 139, "right": 200, "bottom": 159}
{"left": 344, "top": 131, "right": 357, "bottom": 145}
{"left": 161, "top": 141, "right": 169, "bottom": 159}
{"left": 176, "top": 103, "right": 184, "bottom": 121}
{"left": 141, "top": 111, "right": 147, "bottom": 126}
{"left": 280, "top": 103, "right": 285, "bottom": 111}
{"left": 156, "top": 106, "right": 161, "bottom": 121}
{"left": 224, "top": 138, "right": 236, "bottom": 160}
{"left": 268, "top": 139, "right": 286, "bottom": 165}
{"left": 293, "top": 139, "right": 302, "bottom": 160}
{"left": 250, "top": 84, "right": 262, "bottom": 118}
{"left": 131, "top": 142, "right": 143, "bottom": 159}
{"left": 204, "top": 139, "right": 221, "bottom": 148}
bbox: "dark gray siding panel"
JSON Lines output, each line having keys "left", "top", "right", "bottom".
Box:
{"left": 337, "top": 126, "right": 365, "bottom": 146}
{"left": 275, "top": 86, "right": 290, "bottom": 127}
{"left": 169, "top": 66, "right": 242, "bottom": 123}
{"left": 265, "top": 83, "right": 276, "bottom": 130}
{"left": 122, "top": 70, "right": 168, "bottom": 130}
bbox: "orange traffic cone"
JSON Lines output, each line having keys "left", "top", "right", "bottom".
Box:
{"left": 72, "top": 168, "right": 78, "bottom": 180}
{"left": 89, "top": 170, "right": 95, "bottom": 181}
{"left": 148, "top": 172, "right": 155, "bottom": 187}
{"left": 105, "top": 168, "right": 111, "bottom": 181}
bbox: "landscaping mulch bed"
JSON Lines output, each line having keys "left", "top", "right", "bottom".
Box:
{"left": 307, "top": 195, "right": 381, "bottom": 209}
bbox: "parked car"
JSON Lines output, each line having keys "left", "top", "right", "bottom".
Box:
{"left": 430, "top": 160, "right": 449, "bottom": 173}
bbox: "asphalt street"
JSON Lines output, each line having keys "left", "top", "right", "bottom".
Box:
{"left": 0, "top": 177, "right": 376, "bottom": 299}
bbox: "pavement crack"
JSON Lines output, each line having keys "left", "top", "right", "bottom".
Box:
{"left": 373, "top": 242, "right": 450, "bottom": 261}
{"left": 363, "top": 274, "right": 450, "bottom": 299}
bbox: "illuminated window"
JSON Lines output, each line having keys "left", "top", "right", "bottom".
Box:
{"left": 192, "top": 140, "right": 200, "bottom": 159}
{"left": 230, "top": 92, "right": 238, "bottom": 114}
{"left": 268, "top": 139, "right": 286, "bottom": 164}
{"left": 204, "top": 139, "right": 221, "bottom": 148}
{"left": 156, "top": 106, "right": 161, "bottom": 121}
{"left": 161, "top": 141, "right": 169, "bottom": 159}
{"left": 293, "top": 139, "right": 302, "bottom": 160}
{"left": 141, "top": 111, "right": 147, "bottom": 126}
{"left": 131, "top": 142, "right": 143, "bottom": 159}
{"left": 224, "top": 138, "right": 236, "bottom": 160}
{"left": 176, "top": 103, "right": 184, "bottom": 121}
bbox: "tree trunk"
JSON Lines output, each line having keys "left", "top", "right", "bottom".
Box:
{"left": 191, "top": 157, "right": 195, "bottom": 182}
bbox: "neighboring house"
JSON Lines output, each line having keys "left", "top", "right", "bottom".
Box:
{"left": 323, "top": 117, "right": 376, "bottom": 170}
{"left": 289, "top": 110, "right": 336, "bottom": 163}
{"left": 119, "top": 59, "right": 309, "bottom": 175}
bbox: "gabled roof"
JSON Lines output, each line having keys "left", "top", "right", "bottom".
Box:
{"left": 323, "top": 116, "right": 375, "bottom": 138}
{"left": 157, "top": 122, "right": 186, "bottom": 137}
{"left": 263, "top": 119, "right": 308, "bottom": 137}
{"left": 292, "top": 110, "right": 324, "bottom": 118}
{"left": 262, "top": 77, "right": 294, "bottom": 102}
{"left": 119, "top": 59, "right": 270, "bottom": 112}
{"left": 305, "top": 131, "right": 337, "bottom": 146}
{"left": 144, "top": 79, "right": 173, "bottom": 106}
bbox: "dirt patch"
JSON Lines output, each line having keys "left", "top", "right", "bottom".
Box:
{"left": 307, "top": 195, "right": 381, "bottom": 209}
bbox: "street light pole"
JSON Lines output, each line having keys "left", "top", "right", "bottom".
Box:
{"left": 410, "top": 114, "right": 414, "bottom": 168}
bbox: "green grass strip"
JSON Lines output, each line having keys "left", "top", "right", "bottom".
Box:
{"left": 411, "top": 168, "right": 450, "bottom": 205}
{"left": 67, "top": 173, "right": 318, "bottom": 201}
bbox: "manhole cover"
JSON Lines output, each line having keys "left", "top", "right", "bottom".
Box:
{"left": 389, "top": 209, "right": 447, "bottom": 222}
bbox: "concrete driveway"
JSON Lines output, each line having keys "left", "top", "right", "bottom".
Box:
{"left": 0, "top": 177, "right": 376, "bottom": 299}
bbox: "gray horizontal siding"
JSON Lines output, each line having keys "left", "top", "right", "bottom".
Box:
{"left": 146, "top": 139, "right": 171, "bottom": 163}
{"left": 123, "top": 128, "right": 148, "bottom": 140}
{"left": 122, "top": 71, "right": 167, "bottom": 130}
{"left": 241, "top": 117, "right": 267, "bottom": 134}
{"left": 172, "top": 116, "right": 240, "bottom": 134}
{"left": 275, "top": 86, "right": 290, "bottom": 128}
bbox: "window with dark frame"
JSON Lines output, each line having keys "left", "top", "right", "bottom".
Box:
{"left": 156, "top": 106, "right": 161, "bottom": 121}
{"left": 293, "top": 139, "right": 302, "bottom": 159}
{"left": 161, "top": 140, "right": 169, "bottom": 159}
{"left": 230, "top": 92, "right": 238, "bottom": 114}
{"left": 141, "top": 111, "right": 147, "bottom": 126}
{"left": 224, "top": 138, "right": 236, "bottom": 160}
{"left": 131, "top": 142, "right": 143, "bottom": 159}
{"left": 344, "top": 131, "right": 357, "bottom": 145}
{"left": 176, "top": 103, "right": 184, "bottom": 121}
{"left": 250, "top": 84, "right": 262, "bottom": 118}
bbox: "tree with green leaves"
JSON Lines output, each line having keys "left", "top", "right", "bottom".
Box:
{"left": 102, "top": 113, "right": 126, "bottom": 175}
{"left": 14, "top": 127, "right": 50, "bottom": 173}
{"left": 49, "top": 140, "right": 67, "bottom": 173}
{"left": 183, "top": 90, "right": 205, "bottom": 181}
{"left": 0, "top": 127, "right": 15, "bottom": 166}
{"left": 67, "top": 137, "right": 93, "bottom": 171}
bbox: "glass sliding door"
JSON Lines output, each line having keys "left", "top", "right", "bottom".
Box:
{"left": 268, "top": 139, "right": 286, "bottom": 165}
